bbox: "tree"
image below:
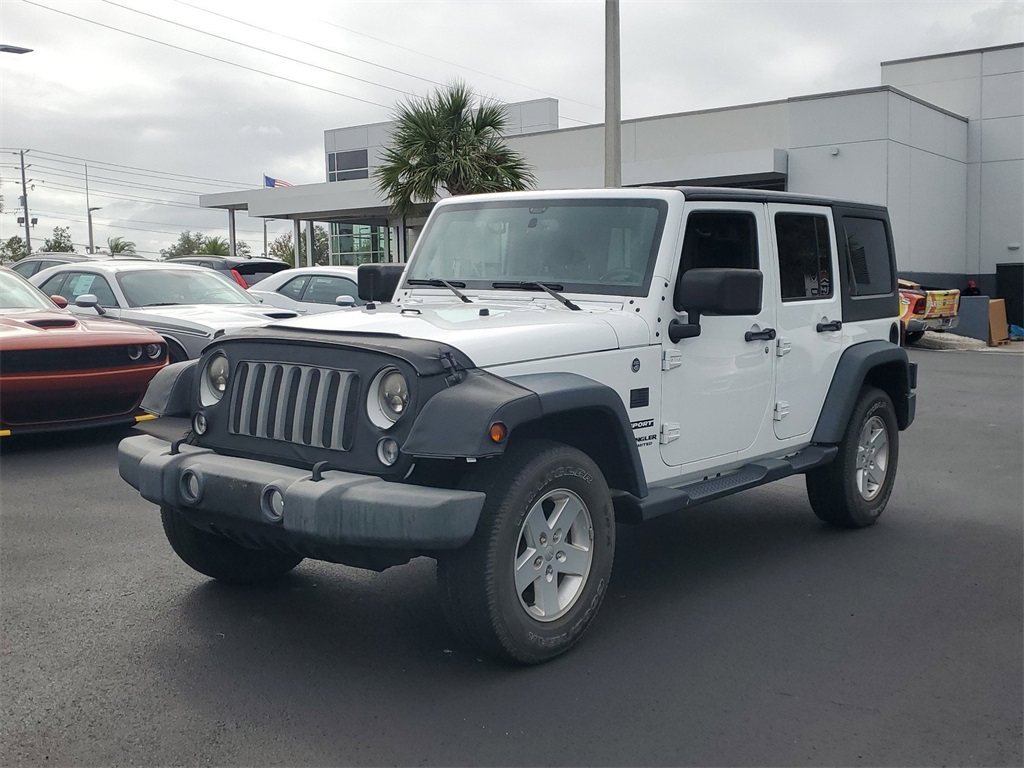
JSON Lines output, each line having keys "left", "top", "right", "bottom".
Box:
{"left": 269, "top": 226, "right": 330, "bottom": 267}
{"left": 375, "top": 80, "right": 536, "bottom": 217}
{"left": 0, "top": 236, "right": 30, "bottom": 262}
{"left": 199, "top": 236, "right": 231, "bottom": 256}
{"left": 107, "top": 236, "right": 137, "bottom": 255}
{"left": 41, "top": 226, "right": 75, "bottom": 252}
{"left": 160, "top": 230, "right": 207, "bottom": 259}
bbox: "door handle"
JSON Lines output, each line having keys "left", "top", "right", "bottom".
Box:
{"left": 816, "top": 320, "right": 843, "bottom": 333}
{"left": 744, "top": 327, "right": 776, "bottom": 342}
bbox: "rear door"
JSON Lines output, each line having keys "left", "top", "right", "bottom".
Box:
{"left": 768, "top": 204, "right": 844, "bottom": 439}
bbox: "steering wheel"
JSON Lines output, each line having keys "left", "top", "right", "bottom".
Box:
{"left": 599, "top": 267, "right": 643, "bottom": 283}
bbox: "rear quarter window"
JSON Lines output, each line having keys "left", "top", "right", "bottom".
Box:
{"left": 842, "top": 217, "right": 893, "bottom": 296}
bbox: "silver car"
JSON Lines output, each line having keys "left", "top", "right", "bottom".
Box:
{"left": 31, "top": 261, "right": 297, "bottom": 361}
{"left": 246, "top": 265, "right": 364, "bottom": 314}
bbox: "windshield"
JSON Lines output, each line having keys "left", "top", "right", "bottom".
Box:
{"left": 118, "top": 269, "right": 258, "bottom": 307}
{"left": 0, "top": 269, "right": 61, "bottom": 310}
{"left": 405, "top": 199, "right": 667, "bottom": 297}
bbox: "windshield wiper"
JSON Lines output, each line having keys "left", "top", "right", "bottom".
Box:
{"left": 491, "top": 281, "right": 581, "bottom": 311}
{"left": 142, "top": 302, "right": 180, "bottom": 307}
{"left": 406, "top": 278, "right": 472, "bottom": 303}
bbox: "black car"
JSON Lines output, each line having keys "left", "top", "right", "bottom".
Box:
{"left": 166, "top": 255, "right": 290, "bottom": 288}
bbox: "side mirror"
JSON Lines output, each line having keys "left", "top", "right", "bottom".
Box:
{"left": 50, "top": 295, "right": 68, "bottom": 308}
{"left": 335, "top": 294, "right": 356, "bottom": 307}
{"left": 668, "top": 268, "right": 762, "bottom": 342}
{"left": 357, "top": 263, "right": 404, "bottom": 303}
{"left": 74, "top": 293, "right": 106, "bottom": 315}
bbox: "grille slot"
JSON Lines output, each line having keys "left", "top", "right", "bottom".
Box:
{"left": 230, "top": 362, "right": 353, "bottom": 450}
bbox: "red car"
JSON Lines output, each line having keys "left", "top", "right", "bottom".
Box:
{"left": 0, "top": 268, "right": 168, "bottom": 436}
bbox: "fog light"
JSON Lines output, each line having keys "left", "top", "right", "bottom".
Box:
{"left": 192, "top": 412, "right": 207, "bottom": 435}
{"left": 377, "top": 438, "right": 399, "bottom": 466}
{"left": 180, "top": 469, "right": 202, "bottom": 504}
{"left": 261, "top": 486, "right": 285, "bottom": 523}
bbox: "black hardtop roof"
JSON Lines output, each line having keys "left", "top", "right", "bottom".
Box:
{"left": 659, "top": 186, "right": 888, "bottom": 213}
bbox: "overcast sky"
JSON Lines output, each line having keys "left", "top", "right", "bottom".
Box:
{"left": 1, "top": 0, "right": 1020, "bottom": 257}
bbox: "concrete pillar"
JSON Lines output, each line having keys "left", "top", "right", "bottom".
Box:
{"left": 305, "top": 221, "right": 315, "bottom": 267}
{"left": 228, "top": 210, "right": 237, "bottom": 257}
{"left": 292, "top": 219, "right": 301, "bottom": 266}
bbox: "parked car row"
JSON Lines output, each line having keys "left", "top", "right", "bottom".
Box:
{"left": 1, "top": 253, "right": 397, "bottom": 435}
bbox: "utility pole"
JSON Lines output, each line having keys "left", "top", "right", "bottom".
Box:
{"left": 85, "top": 163, "right": 94, "bottom": 253}
{"left": 19, "top": 150, "right": 32, "bottom": 252}
{"left": 604, "top": 0, "right": 622, "bottom": 188}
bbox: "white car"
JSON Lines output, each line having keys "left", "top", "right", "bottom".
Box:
{"left": 247, "top": 266, "right": 365, "bottom": 314}
{"left": 30, "top": 260, "right": 297, "bottom": 361}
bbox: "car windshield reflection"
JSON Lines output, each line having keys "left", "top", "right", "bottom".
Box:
{"left": 0, "top": 270, "right": 62, "bottom": 311}
{"left": 118, "top": 270, "right": 258, "bottom": 307}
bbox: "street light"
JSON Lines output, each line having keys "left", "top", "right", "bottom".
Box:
{"left": 88, "top": 207, "right": 102, "bottom": 254}
{"left": 0, "top": 45, "right": 33, "bottom": 54}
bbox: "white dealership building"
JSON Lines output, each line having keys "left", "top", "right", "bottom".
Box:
{"left": 201, "top": 43, "right": 1023, "bottom": 320}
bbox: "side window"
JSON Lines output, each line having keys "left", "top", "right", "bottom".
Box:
{"left": 11, "top": 261, "right": 39, "bottom": 277}
{"left": 38, "top": 273, "right": 68, "bottom": 295}
{"left": 679, "top": 211, "right": 759, "bottom": 275}
{"left": 842, "top": 217, "right": 894, "bottom": 296}
{"left": 775, "top": 213, "right": 833, "bottom": 301}
{"left": 277, "top": 276, "right": 310, "bottom": 300}
{"left": 59, "top": 272, "right": 118, "bottom": 307}
{"left": 303, "top": 276, "right": 358, "bottom": 304}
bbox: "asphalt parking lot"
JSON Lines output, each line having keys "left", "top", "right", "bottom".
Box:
{"left": 1, "top": 348, "right": 1021, "bottom": 767}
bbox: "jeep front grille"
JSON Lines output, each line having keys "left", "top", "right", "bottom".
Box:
{"left": 229, "top": 362, "right": 354, "bottom": 450}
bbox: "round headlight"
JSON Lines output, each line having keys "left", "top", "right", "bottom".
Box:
{"left": 377, "top": 370, "right": 409, "bottom": 421}
{"left": 145, "top": 343, "right": 164, "bottom": 360}
{"left": 206, "top": 354, "right": 230, "bottom": 400}
{"left": 127, "top": 345, "right": 143, "bottom": 361}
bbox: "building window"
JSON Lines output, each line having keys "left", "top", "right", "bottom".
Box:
{"left": 775, "top": 213, "right": 833, "bottom": 301}
{"left": 329, "top": 223, "right": 390, "bottom": 265}
{"left": 328, "top": 149, "right": 369, "bottom": 182}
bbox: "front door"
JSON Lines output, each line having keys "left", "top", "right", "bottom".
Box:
{"left": 768, "top": 204, "right": 844, "bottom": 440}
{"left": 660, "top": 204, "right": 776, "bottom": 467}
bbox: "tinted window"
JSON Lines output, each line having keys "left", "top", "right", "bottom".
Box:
{"left": 679, "top": 211, "right": 759, "bottom": 274}
{"left": 775, "top": 214, "right": 833, "bottom": 301}
{"left": 11, "top": 261, "right": 39, "bottom": 277}
{"left": 328, "top": 149, "right": 369, "bottom": 182}
{"left": 234, "top": 263, "right": 289, "bottom": 285}
{"left": 277, "top": 275, "right": 310, "bottom": 300}
{"left": 303, "top": 276, "right": 360, "bottom": 305}
{"left": 842, "top": 217, "right": 893, "bottom": 296}
{"left": 38, "top": 273, "right": 67, "bottom": 294}
{"left": 57, "top": 272, "right": 118, "bottom": 308}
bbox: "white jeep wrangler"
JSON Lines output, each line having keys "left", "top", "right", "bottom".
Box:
{"left": 119, "top": 187, "right": 917, "bottom": 664}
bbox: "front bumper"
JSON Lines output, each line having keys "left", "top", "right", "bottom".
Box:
{"left": 118, "top": 434, "right": 486, "bottom": 549}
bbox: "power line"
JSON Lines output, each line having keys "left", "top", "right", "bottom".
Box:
{"left": 37, "top": 180, "right": 205, "bottom": 210}
{"left": 22, "top": 1, "right": 393, "bottom": 109}
{"left": 99, "top": 0, "right": 421, "bottom": 99}
{"left": 9, "top": 148, "right": 255, "bottom": 187}
{"left": 27, "top": 165, "right": 227, "bottom": 196}
{"left": 169, "top": 0, "right": 598, "bottom": 126}
{"left": 168, "top": 0, "right": 446, "bottom": 90}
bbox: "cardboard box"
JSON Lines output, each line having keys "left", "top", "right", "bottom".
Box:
{"left": 988, "top": 299, "right": 1009, "bottom": 346}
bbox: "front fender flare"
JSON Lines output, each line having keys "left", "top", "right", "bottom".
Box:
{"left": 403, "top": 370, "right": 647, "bottom": 497}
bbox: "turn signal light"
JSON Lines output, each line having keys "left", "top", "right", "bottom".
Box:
{"left": 489, "top": 422, "right": 508, "bottom": 443}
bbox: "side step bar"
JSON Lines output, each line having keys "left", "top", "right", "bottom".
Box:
{"left": 611, "top": 445, "right": 838, "bottom": 523}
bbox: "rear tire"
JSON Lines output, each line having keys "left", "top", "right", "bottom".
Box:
{"left": 806, "top": 387, "right": 899, "bottom": 528}
{"left": 161, "top": 506, "right": 302, "bottom": 583}
{"left": 904, "top": 330, "right": 924, "bottom": 345}
{"left": 436, "top": 440, "right": 615, "bottom": 664}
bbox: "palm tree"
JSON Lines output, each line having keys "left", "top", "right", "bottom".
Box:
{"left": 199, "top": 237, "right": 231, "bottom": 256}
{"left": 107, "top": 236, "right": 137, "bottom": 255}
{"left": 375, "top": 80, "right": 536, "bottom": 217}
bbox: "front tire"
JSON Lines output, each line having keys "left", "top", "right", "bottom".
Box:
{"left": 806, "top": 387, "right": 899, "bottom": 528}
{"left": 161, "top": 506, "right": 303, "bottom": 583}
{"left": 437, "top": 440, "right": 615, "bottom": 664}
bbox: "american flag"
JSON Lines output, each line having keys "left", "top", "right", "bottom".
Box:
{"left": 264, "top": 175, "right": 292, "bottom": 188}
